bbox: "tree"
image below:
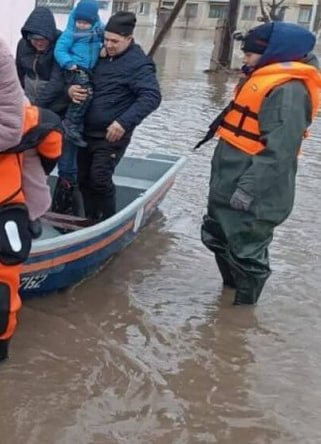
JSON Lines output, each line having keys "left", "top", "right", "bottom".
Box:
{"left": 258, "top": 0, "right": 289, "bottom": 22}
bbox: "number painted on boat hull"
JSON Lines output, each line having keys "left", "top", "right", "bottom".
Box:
{"left": 20, "top": 274, "right": 48, "bottom": 290}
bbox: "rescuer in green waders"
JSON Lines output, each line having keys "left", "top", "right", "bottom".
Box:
{"left": 197, "top": 21, "right": 321, "bottom": 305}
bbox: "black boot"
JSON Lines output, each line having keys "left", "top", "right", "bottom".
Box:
{"left": 92, "top": 194, "right": 116, "bottom": 222}
{"left": 0, "top": 339, "right": 9, "bottom": 363}
{"left": 52, "top": 177, "right": 75, "bottom": 216}
{"left": 233, "top": 276, "right": 267, "bottom": 305}
{"left": 71, "top": 185, "right": 85, "bottom": 218}
{"left": 80, "top": 188, "right": 94, "bottom": 219}
{"left": 215, "top": 254, "right": 236, "bottom": 289}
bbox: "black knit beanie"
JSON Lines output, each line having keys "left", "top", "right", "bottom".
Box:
{"left": 105, "top": 11, "right": 136, "bottom": 36}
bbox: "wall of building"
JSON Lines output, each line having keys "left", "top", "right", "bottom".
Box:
{"left": 128, "top": 0, "right": 229, "bottom": 30}
{"left": 0, "top": 0, "right": 36, "bottom": 54}
{"left": 130, "top": 0, "right": 158, "bottom": 26}
{"left": 230, "top": 0, "right": 317, "bottom": 68}
{"left": 0, "top": 0, "right": 112, "bottom": 56}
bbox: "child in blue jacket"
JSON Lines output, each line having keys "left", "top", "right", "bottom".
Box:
{"left": 54, "top": 0, "right": 103, "bottom": 147}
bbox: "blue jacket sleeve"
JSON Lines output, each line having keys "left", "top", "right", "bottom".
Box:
{"left": 116, "top": 60, "right": 161, "bottom": 131}
{"left": 54, "top": 30, "right": 75, "bottom": 69}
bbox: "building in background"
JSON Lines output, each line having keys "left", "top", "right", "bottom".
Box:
{"left": 0, "top": 0, "right": 319, "bottom": 59}
{"left": 3, "top": 0, "right": 320, "bottom": 42}
{"left": 231, "top": 0, "right": 321, "bottom": 67}
{"left": 111, "top": 0, "right": 321, "bottom": 32}
{"left": 119, "top": 0, "right": 230, "bottom": 29}
{"left": 0, "top": 0, "right": 113, "bottom": 54}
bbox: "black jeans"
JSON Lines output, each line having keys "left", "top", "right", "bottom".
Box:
{"left": 78, "top": 134, "right": 131, "bottom": 221}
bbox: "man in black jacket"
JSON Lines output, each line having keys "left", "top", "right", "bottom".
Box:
{"left": 68, "top": 11, "right": 161, "bottom": 221}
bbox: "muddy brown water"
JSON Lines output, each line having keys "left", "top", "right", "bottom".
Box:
{"left": 1, "top": 28, "right": 321, "bottom": 444}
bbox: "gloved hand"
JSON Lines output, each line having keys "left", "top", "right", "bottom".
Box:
{"left": 230, "top": 188, "right": 253, "bottom": 211}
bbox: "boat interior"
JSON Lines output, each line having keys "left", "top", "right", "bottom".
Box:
{"left": 38, "top": 154, "right": 180, "bottom": 241}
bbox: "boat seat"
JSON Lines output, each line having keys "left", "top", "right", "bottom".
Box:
{"left": 114, "top": 175, "right": 155, "bottom": 190}
{"left": 41, "top": 212, "right": 92, "bottom": 233}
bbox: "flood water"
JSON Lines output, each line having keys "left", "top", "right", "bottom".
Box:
{"left": 1, "top": 28, "right": 321, "bottom": 444}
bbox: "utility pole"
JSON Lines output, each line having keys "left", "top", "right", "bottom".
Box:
{"left": 218, "top": 0, "right": 241, "bottom": 67}
{"left": 149, "top": 0, "right": 188, "bottom": 57}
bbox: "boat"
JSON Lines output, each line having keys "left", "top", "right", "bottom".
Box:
{"left": 20, "top": 153, "right": 185, "bottom": 298}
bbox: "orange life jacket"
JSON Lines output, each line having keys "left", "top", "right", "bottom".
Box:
{"left": 0, "top": 105, "right": 62, "bottom": 206}
{"left": 22, "top": 106, "right": 63, "bottom": 161}
{"left": 216, "top": 62, "right": 321, "bottom": 155}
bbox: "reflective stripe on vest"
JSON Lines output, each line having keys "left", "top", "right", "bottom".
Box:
{"left": 216, "top": 62, "right": 321, "bottom": 155}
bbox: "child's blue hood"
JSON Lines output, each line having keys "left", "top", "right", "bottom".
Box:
{"left": 66, "top": 6, "right": 104, "bottom": 32}
{"left": 257, "top": 22, "right": 316, "bottom": 67}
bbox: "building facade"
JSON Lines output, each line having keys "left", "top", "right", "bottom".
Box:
{"left": 231, "top": 0, "right": 320, "bottom": 67}
{"left": 118, "top": 0, "right": 320, "bottom": 31}
{"left": 112, "top": 0, "right": 229, "bottom": 29}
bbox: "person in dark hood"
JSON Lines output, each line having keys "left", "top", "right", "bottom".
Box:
{"left": 198, "top": 22, "right": 321, "bottom": 305}
{"left": 16, "top": 6, "right": 67, "bottom": 114}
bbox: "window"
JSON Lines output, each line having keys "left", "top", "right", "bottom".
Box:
{"left": 241, "top": 5, "right": 257, "bottom": 20}
{"left": 298, "top": 5, "right": 312, "bottom": 27}
{"left": 208, "top": 3, "right": 228, "bottom": 19}
{"left": 162, "top": 1, "right": 175, "bottom": 8}
{"left": 36, "top": 0, "right": 74, "bottom": 12}
{"left": 112, "top": 1, "right": 129, "bottom": 13}
{"left": 185, "top": 3, "right": 198, "bottom": 18}
{"left": 138, "top": 2, "right": 151, "bottom": 15}
{"left": 97, "top": 0, "right": 109, "bottom": 9}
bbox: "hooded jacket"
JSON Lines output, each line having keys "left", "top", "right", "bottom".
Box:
{"left": 16, "top": 7, "right": 59, "bottom": 86}
{"left": 208, "top": 22, "right": 320, "bottom": 225}
{"left": 15, "top": 7, "right": 67, "bottom": 114}
{"left": 54, "top": 6, "right": 103, "bottom": 70}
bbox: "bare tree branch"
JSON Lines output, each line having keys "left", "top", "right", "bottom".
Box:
{"left": 259, "top": 0, "right": 289, "bottom": 22}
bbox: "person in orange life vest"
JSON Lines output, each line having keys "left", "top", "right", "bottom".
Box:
{"left": 22, "top": 105, "right": 63, "bottom": 238}
{"left": 199, "top": 22, "right": 321, "bottom": 305}
{"left": 0, "top": 36, "right": 24, "bottom": 363}
{"left": 0, "top": 102, "right": 62, "bottom": 363}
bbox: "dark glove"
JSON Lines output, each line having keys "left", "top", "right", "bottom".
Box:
{"left": 230, "top": 188, "right": 253, "bottom": 211}
{"left": 40, "top": 156, "right": 57, "bottom": 176}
